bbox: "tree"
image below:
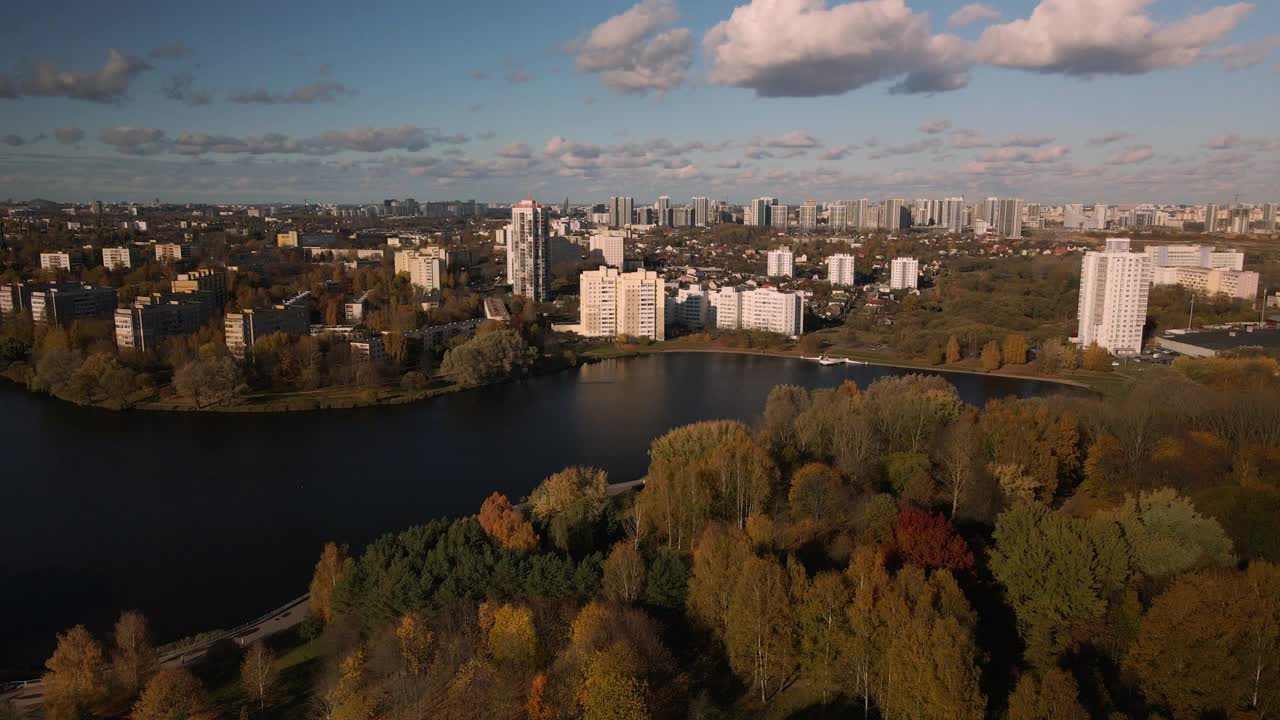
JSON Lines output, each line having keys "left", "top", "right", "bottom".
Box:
{"left": 796, "top": 571, "right": 851, "bottom": 707}
{"left": 439, "top": 329, "right": 532, "bottom": 385}
{"left": 42, "top": 625, "right": 108, "bottom": 720}
{"left": 1101, "top": 488, "right": 1235, "bottom": 578}
{"left": 990, "top": 505, "right": 1131, "bottom": 668}
{"left": 578, "top": 645, "right": 650, "bottom": 720}
{"left": 787, "top": 463, "right": 841, "bottom": 522}
{"left": 979, "top": 398, "right": 1080, "bottom": 505}
{"left": 1082, "top": 343, "right": 1111, "bottom": 372}
{"left": 725, "top": 554, "right": 796, "bottom": 703}
{"left": 309, "top": 542, "right": 353, "bottom": 624}
{"left": 487, "top": 604, "right": 538, "bottom": 667}
{"left": 526, "top": 674, "right": 553, "bottom": 720}
{"left": 687, "top": 523, "right": 750, "bottom": 638}
{"left": 477, "top": 492, "right": 539, "bottom": 552}
{"left": 603, "top": 542, "right": 647, "bottom": 605}
{"left": 111, "top": 611, "right": 159, "bottom": 700}
{"left": 173, "top": 350, "right": 242, "bottom": 408}
{"left": 1003, "top": 334, "right": 1028, "bottom": 365}
{"left": 240, "top": 641, "right": 279, "bottom": 712}
{"left": 393, "top": 612, "right": 434, "bottom": 678}
{"left": 643, "top": 550, "right": 688, "bottom": 610}
{"left": 1126, "top": 568, "right": 1277, "bottom": 719}
{"left": 132, "top": 668, "right": 214, "bottom": 720}
{"left": 893, "top": 507, "right": 975, "bottom": 573}
{"left": 528, "top": 466, "right": 607, "bottom": 552}
{"left": 981, "top": 340, "right": 1002, "bottom": 371}
{"left": 1007, "top": 670, "right": 1088, "bottom": 720}
{"left": 945, "top": 335, "right": 962, "bottom": 364}
{"left": 936, "top": 411, "right": 978, "bottom": 519}
{"left": 326, "top": 649, "right": 377, "bottom": 720}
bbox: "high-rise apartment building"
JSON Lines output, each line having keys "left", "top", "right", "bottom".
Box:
{"left": 1264, "top": 203, "right": 1277, "bottom": 233}
{"left": 655, "top": 196, "right": 672, "bottom": 227}
{"left": 40, "top": 252, "right": 82, "bottom": 272}
{"left": 395, "top": 247, "right": 448, "bottom": 292}
{"left": 767, "top": 247, "right": 795, "bottom": 277}
{"left": 577, "top": 267, "right": 664, "bottom": 341}
{"left": 942, "top": 197, "right": 965, "bottom": 233}
{"left": 852, "top": 199, "right": 871, "bottom": 230}
{"left": 826, "top": 254, "right": 856, "bottom": 286}
{"left": 589, "top": 230, "right": 626, "bottom": 268}
{"left": 998, "top": 198, "right": 1023, "bottom": 239}
{"left": 1205, "top": 204, "right": 1220, "bottom": 233}
{"left": 798, "top": 200, "right": 818, "bottom": 231}
{"left": 770, "top": 204, "right": 789, "bottom": 229}
{"left": 1229, "top": 206, "right": 1251, "bottom": 234}
{"left": 608, "top": 196, "right": 634, "bottom": 229}
{"left": 882, "top": 199, "right": 905, "bottom": 232}
{"left": 224, "top": 292, "right": 311, "bottom": 359}
{"left": 710, "top": 287, "right": 804, "bottom": 337}
{"left": 114, "top": 295, "right": 214, "bottom": 352}
{"left": 1093, "top": 204, "right": 1109, "bottom": 230}
{"left": 1064, "top": 204, "right": 1086, "bottom": 230}
{"left": 981, "top": 197, "right": 999, "bottom": 226}
{"left": 29, "top": 286, "right": 118, "bottom": 326}
{"left": 828, "top": 201, "right": 848, "bottom": 230}
{"left": 1077, "top": 238, "right": 1151, "bottom": 356}
{"left": 509, "top": 197, "right": 550, "bottom": 302}
{"left": 745, "top": 198, "right": 769, "bottom": 227}
{"left": 889, "top": 257, "right": 919, "bottom": 290}
{"left": 172, "top": 268, "right": 228, "bottom": 309}
{"left": 154, "top": 243, "right": 191, "bottom": 263}
{"left": 102, "top": 247, "right": 132, "bottom": 270}
{"left": 1025, "top": 203, "right": 1042, "bottom": 229}
{"left": 692, "top": 197, "right": 710, "bottom": 227}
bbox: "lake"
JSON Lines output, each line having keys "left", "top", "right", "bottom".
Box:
{"left": 0, "top": 351, "right": 1073, "bottom": 675}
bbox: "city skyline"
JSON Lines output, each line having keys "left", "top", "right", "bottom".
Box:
{"left": 0, "top": 0, "right": 1278, "bottom": 204}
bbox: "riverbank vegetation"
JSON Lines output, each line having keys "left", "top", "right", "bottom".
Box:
{"left": 27, "top": 356, "right": 1280, "bottom": 719}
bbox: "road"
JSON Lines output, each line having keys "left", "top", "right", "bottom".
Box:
{"left": 1, "top": 594, "right": 309, "bottom": 714}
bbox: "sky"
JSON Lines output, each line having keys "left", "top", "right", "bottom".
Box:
{"left": 0, "top": 0, "right": 1277, "bottom": 206}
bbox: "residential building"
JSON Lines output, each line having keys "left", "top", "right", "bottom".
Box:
{"left": 576, "top": 267, "right": 664, "bottom": 341}
{"left": 40, "top": 252, "right": 82, "bottom": 272}
{"left": 711, "top": 287, "right": 804, "bottom": 337}
{"left": 344, "top": 291, "right": 369, "bottom": 323}
{"left": 1064, "top": 204, "right": 1087, "bottom": 229}
{"left": 852, "top": 199, "right": 871, "bottom": 230}
{"left": 672, "top": 206, "right": 693, "bottom": 227}
{"left": 608, "top": 196, "right": 634, "bottom": 229}
{"left": 29, "top": 286, "right": 118, "bottom": 326}
{"left": 396, "top": 247, "right": 447, "bottom": 292}
{"left": 349, "top": 336, "right": 387, "bottom": 363}
{"left": 692, "top": 196, "right": 710, "bottom": 227}
{"left": 767, "top": 247, "right": 795, "bottom": 277}
{"left": 656, "top": 196, "right": 672, "bottom": 227}
{"left": 1205, "top": 204, "right": 1220, "bottom": 232}
{"left": 1143, "top": 245, "right": 1244, "bottom": 272}
{"left": 1093, "top": 204, "right": 1109, "bottom": 230}
{"left": 670, "top": 286, "right": 709, "bottom": 330}
{"left": 1025, "top": 202, "right": 1042, "bottom": 229}
{"left": 102, "top": 247, "right": 132, "bottom": 270}
{"left": 405, "top": 318, "right": 482, "bottom": 352}
{"left": 1150, "top": 266, "right": 1260, "bottom": 300}
{"left": 154, "top": 243, "right": 190, "bottom": 263}
{"left": 1077, "top": 238, "right": 1151, "bottom": 356}
{"left": 798, "top": 200, "right": 818, "bottom": 231}
{"left": 172, "top": 268, "right": 227, "bottom": 309}
{"left": 883, "top": 199, "right": 905, "bottom": 232}
{"left": 589, "top": 230, "right": 626, "bottom": 268}
{"left": 942, "top": 197, "right": 964, "bottom": 233}
{"left": 828, "top": 201, "right": 849, "bottom": 230}
{"left": 770, "top": 204, "right": 789, "bottom": 229}
{"left": 114, "top": 295, "right": 213, "bottom": 352}
{"left": 223, "top": 292, "right": 311, "bottom": 359}
{"left": 1229, "top": 206, "right": 1251, "bottom": 234}
{"left": 277, "top": 231, "right": 300, "bottom": 248}
{"left": 981, "top": 197, "right": 999, "bottom": 226}
{"left": 745, "top": 197, "right": 770, "bottom": 227}
{"left": 1264, "top": 203, "right": 1277, "bottom": 233}
{"left": 509, "top": 197, "right": 550, "bottom": 301}
{"left": 826, "top": 254, "right": 856, "bottom": 286}
{"left": 889, "top": 257, "right": 919, "bottom": 290}
{"left": 998, "top": 198, "right": 1023, "bottom": 239}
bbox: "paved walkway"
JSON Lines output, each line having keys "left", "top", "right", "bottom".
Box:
{"left": 1, "top": 594, "right": 309, "bottom": 713}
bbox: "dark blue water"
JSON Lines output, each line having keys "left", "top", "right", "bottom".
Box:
{"left": 0, "top": 352, "right": 1070, "bottom": 674}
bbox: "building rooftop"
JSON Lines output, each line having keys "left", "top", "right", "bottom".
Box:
{"left": 1160, "top": 326, "right": 1280, "bottom": 352}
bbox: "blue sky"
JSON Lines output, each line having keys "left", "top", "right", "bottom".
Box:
{"left": 0, "top": 0, "right": 1276, "bottom": 205}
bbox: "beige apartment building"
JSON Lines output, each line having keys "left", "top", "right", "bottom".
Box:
{"left": 577, "top": 267, "right": 665, "bottom": 341}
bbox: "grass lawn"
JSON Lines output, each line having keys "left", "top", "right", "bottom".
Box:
{"left": 193, "top": 626, "right": 321, "bottom": 720}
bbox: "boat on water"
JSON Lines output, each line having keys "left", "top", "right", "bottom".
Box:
{"left": 803, "top": 355, "right": 846, "bottom": 366}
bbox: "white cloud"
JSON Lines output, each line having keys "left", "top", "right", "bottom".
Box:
{"left": 1207, "top": 36, "right": 1280, "bottom": 70}
{"left": 1088, "top": 131, "right": 1130, "bottom": 146}
{"left": 1002, "top": 134, "right": 1055, "bottom": 147}
{"left": 947, "top": 3, "right": 1001, "bottom": 28}
{"left": 54, "top": 127, "right": 84, "bottom": 145}
{"left": 919, "top": 119, "right": 950, "bottom": 134}
{"left": 976, "top": 145, "right": 1071, "bottom": 163}
{"left": 572, "top": 0, "right": 693, "bottom": 93}
{"left": 820, "top": 145, "right": 856, "bottom": 160}
{"left": 0, "top": 49, "right": 150, "bottom": 103}
{"left": 657, "top": 163, "right": 702, "bottom": 180}
{"left": 496, "top": 143, "right": 532, "bottom": 159}
{"left": 703, "top": 0, "right": 973, "bottom": 97}
{"left": 976, "top": 0, "right": 1254, "bottom": 76}
{"left": 868, "top": 137, "right": 941, "bottom": 159}
{"left": 950, "top": 129, "right": 990, "bottom": 148}
{"left": 762, "top": 130, "right": 820, "bottom": 148}
{"left": 100, "top": 127, "right": 167, "bottom": 155}
{"left": 1106, "top": 145, "right": 1155, "bottom": 164}
{"left": 230, "top": 81, "right": 352, "bottom": 104}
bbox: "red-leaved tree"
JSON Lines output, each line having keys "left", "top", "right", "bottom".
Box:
{"left": 893, "top": 506, "right": 975, "bottom": 572}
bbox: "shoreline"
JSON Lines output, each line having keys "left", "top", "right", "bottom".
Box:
{"left": 0, "top": 343, "right": 1113, "bottom": 415}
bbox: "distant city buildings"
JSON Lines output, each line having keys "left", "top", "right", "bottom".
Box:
{"left": 154, "top": 243, "right": 191, "bottom": 263}
{"left": 395, "top": 247, "right": 447, "bottom": 292}
{"left": 1205, "top": 204, "right": 1220, "bottom": 233}
{"left": 1151, "top": 266, "right": 1259, "bottom": 300}
{"left": 576, "top": 266, "right": 665, "bottom": 341}
{"left": 40, "top": 252, "right": 82, "bottom": 272}
{"left": 29, "top": 286, "right": 117, "bottom": 326}
{"left": 1077, "top": 238, "right": 1150, "bottom": 356}
{"left": 770, "top": 203, "right": 789, "bottom": 230}
{"left": 509, "top": 197, "right": 550, "bottom": 302}
{"left": 889, "top": 257, "right": 919, "bottom": 290}
{"left": 798, "top": 200, "right": 818, "bottom": 231}
{"left": 172, "top": 269, "right": 228, "bottom": 309}
{"left": 998, "top": 198, "right": 1023, "bottom": 239}
{"left": 692, "top": 196, "right": 710, "bottom": 227}
{"left": 608, "top": 196, "right": 634, "bottom": 229}
{"left": 102, "top": 247, "right": 132, "bottom": 270}
{"left": 826, "top": 254, "right": 856, "bottom": 286}
{"left": 767, "top": 247, "right": 795, "bottom": 278}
